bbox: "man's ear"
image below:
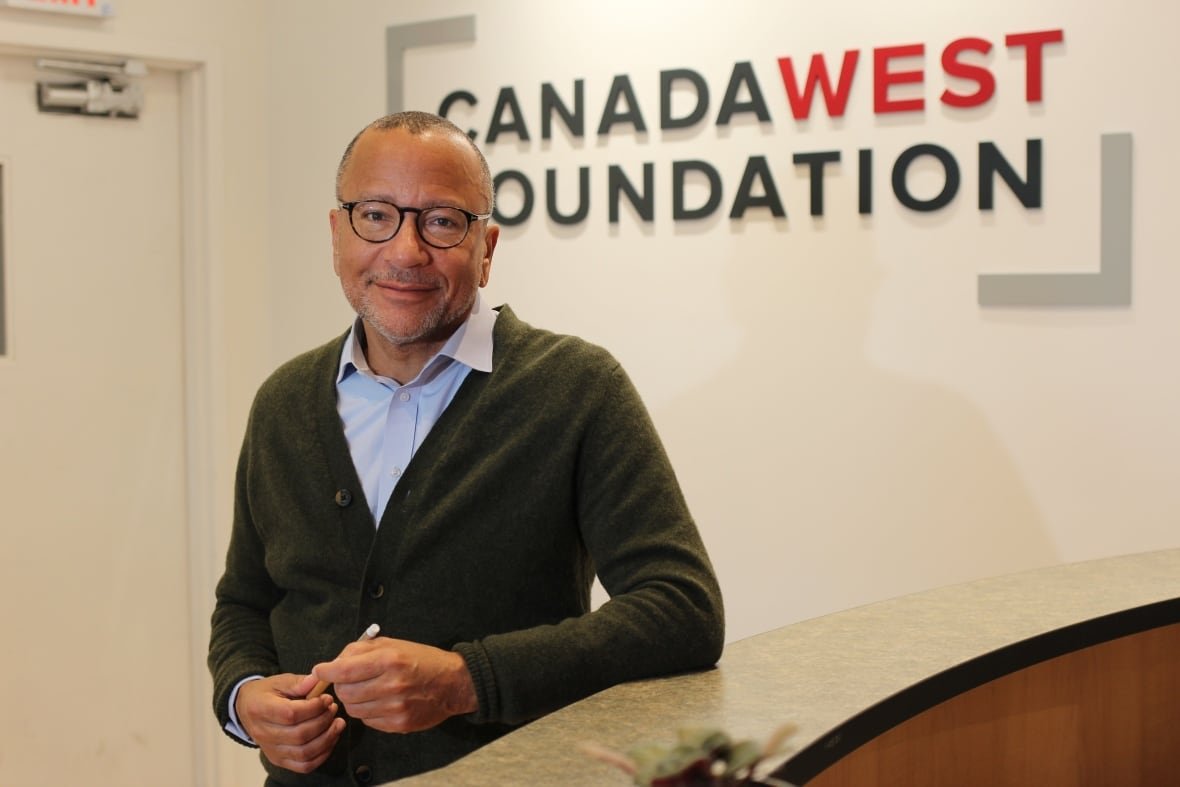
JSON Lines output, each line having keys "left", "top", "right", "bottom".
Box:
{"left": 479, "top": 224, "right": 499, "bottom": 287}
{"left": 329, "top": 208, "right": 343, "bottom": 275}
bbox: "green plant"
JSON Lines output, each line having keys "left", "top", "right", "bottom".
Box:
{"left": 580, "top": 723, "right": 799, "bottom": 786}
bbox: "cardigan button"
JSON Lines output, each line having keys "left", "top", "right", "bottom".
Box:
{"left": 354, "top": 764, "right": 373, "bottom": 784}
{"left": 334, "top": 489, "right": 353, "bottom": 507}
{"left": 368, "top": 583, "right": 384, "bottom": 599}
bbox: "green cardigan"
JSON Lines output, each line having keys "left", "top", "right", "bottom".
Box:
{"left": 208, "top": 305, "right": 724, "bottom": 785}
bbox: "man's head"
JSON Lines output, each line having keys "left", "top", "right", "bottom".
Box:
{"left": 330, "top": 111, "right": 499, "bottom": 367}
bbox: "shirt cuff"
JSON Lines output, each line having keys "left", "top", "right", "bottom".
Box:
{"left": 224, "top": 675, "right": 263, "bottom": 744}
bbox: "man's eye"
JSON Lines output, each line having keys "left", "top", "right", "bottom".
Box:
{"left": 425, "top": 215, "right": 457, "bottom": 229}
{"left": 360, "top": 207, "right": 394, "bottom": 223}
{"left": 424, "top": 209, "right": 466, "bottom": 230}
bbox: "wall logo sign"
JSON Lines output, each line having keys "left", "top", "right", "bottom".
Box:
{"left": 386, "top": 16, "right": 1131, "bottom": 307}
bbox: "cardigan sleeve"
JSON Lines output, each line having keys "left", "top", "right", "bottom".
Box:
{"left": 206, "top": 409, "right": 284, "bottom": 738}
{"left": 454, "top": 361, "right": 724, "bottom": 725}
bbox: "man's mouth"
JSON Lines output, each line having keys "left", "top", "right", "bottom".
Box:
{"left": 370, "top": 275, "right": 440, "bottom": 293}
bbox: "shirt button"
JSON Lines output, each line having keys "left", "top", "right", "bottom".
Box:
{"left": 399, "top": 391, "right": 411, "bottom": 402}
{"left": 390, "top": 467, "right": 402, "bottom": 478}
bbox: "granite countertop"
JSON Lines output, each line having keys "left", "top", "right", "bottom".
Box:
{"left": 395, "top": 548, "right": 1180, "bottom": 786}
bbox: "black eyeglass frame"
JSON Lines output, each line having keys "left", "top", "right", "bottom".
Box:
{"left": 338, "top": 200, "right": 492, "bottom": 249}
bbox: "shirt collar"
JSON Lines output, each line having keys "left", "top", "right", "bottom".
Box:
{"left": 336, "top": 291, "right": 497, "bottom": 384}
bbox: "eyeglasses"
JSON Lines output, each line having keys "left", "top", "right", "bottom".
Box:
{"left": 339, "top": 200, "right": 491, "bottom": 249}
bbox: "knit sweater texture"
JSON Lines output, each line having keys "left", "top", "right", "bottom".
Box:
{"left": 208, "top": 305, "right": 724, "bottom": 785}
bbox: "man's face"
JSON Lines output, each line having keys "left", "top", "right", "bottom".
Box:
{"left": 330, "top": 127, "right": 498, "bottom": 352}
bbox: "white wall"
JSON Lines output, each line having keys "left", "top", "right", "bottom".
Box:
{"left": 264, "top": 0, "right": 1180, "bottom": 645}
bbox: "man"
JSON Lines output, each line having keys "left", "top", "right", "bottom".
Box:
{"left": 208, "top": 111, "right": 724, "bottom": 786}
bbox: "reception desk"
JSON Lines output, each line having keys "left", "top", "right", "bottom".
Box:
{"left": 397, "top": 549, "right": 1180, "bottom": 786}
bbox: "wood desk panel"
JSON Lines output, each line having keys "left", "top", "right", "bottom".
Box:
{"left": 807, "top": 623, "right": 1180, "bottom": 787}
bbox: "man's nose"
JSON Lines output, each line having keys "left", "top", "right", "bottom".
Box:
{"left": 381, "top": 216, "right": 431, "bottom": 265}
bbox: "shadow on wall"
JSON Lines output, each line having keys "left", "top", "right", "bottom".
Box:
{"left": 656, "top": 222, "right": 1057, "bottom": 642}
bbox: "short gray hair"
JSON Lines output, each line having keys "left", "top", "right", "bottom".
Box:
{"left": 335, "top": 111, "right": 494, "bottom": 212}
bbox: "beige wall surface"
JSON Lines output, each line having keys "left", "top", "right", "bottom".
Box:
{"left": 0, "top": 0, "right": 270, "bottom": 784}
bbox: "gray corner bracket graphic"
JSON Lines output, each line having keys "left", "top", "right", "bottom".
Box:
{"left": 978, "top": 133, "right": 1132, "bottom": 307}
{"left": 386, "top": 15, "right": 476, "bottom": 115}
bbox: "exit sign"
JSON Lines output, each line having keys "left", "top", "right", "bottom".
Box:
{"left": 1, "top": 0, "right": 113, "bottom": 16}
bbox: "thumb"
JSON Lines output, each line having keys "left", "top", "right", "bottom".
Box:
{"left": 291, "top": 672, "right": 322, "bottom": 698}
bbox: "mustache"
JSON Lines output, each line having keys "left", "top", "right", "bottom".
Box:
{"left": 366, "top": 270, "right": 443, "bottom": 287}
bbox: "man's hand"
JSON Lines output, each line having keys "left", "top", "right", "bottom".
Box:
{"left": 236, "top": 673, "right": 344, "bottom": 774}
{"left": 311, "top": 637, "right": 478, "bottom": 733}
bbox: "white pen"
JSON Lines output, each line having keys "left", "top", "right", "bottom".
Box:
{"left": 306, "top": 622, "right": 381, "bottom": 699}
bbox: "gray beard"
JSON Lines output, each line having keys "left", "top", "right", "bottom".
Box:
{"left": 350, "top": 276, "right": 477, "bottom": 348}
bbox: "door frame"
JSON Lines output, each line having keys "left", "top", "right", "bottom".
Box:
{"left": 0, "top": 27, "right": 225, "bottom": 787}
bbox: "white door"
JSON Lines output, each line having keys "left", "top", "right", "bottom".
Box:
{"left": 0, "top": 52, "right": 195, "bottom": 785}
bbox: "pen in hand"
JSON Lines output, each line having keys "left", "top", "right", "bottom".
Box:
{"left": 306, "top": 623, "right": 381, "bottom": 699}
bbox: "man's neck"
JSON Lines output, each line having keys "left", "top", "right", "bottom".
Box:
{"left": 360, "top": 325, "right": 449, "bottom": 385}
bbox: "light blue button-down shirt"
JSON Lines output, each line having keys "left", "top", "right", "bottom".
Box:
{"left": 335, "top": 293, "right": 498, "bottom": 523}
{"left": 224, "top": 294, "right": 497, "bottom": 742}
